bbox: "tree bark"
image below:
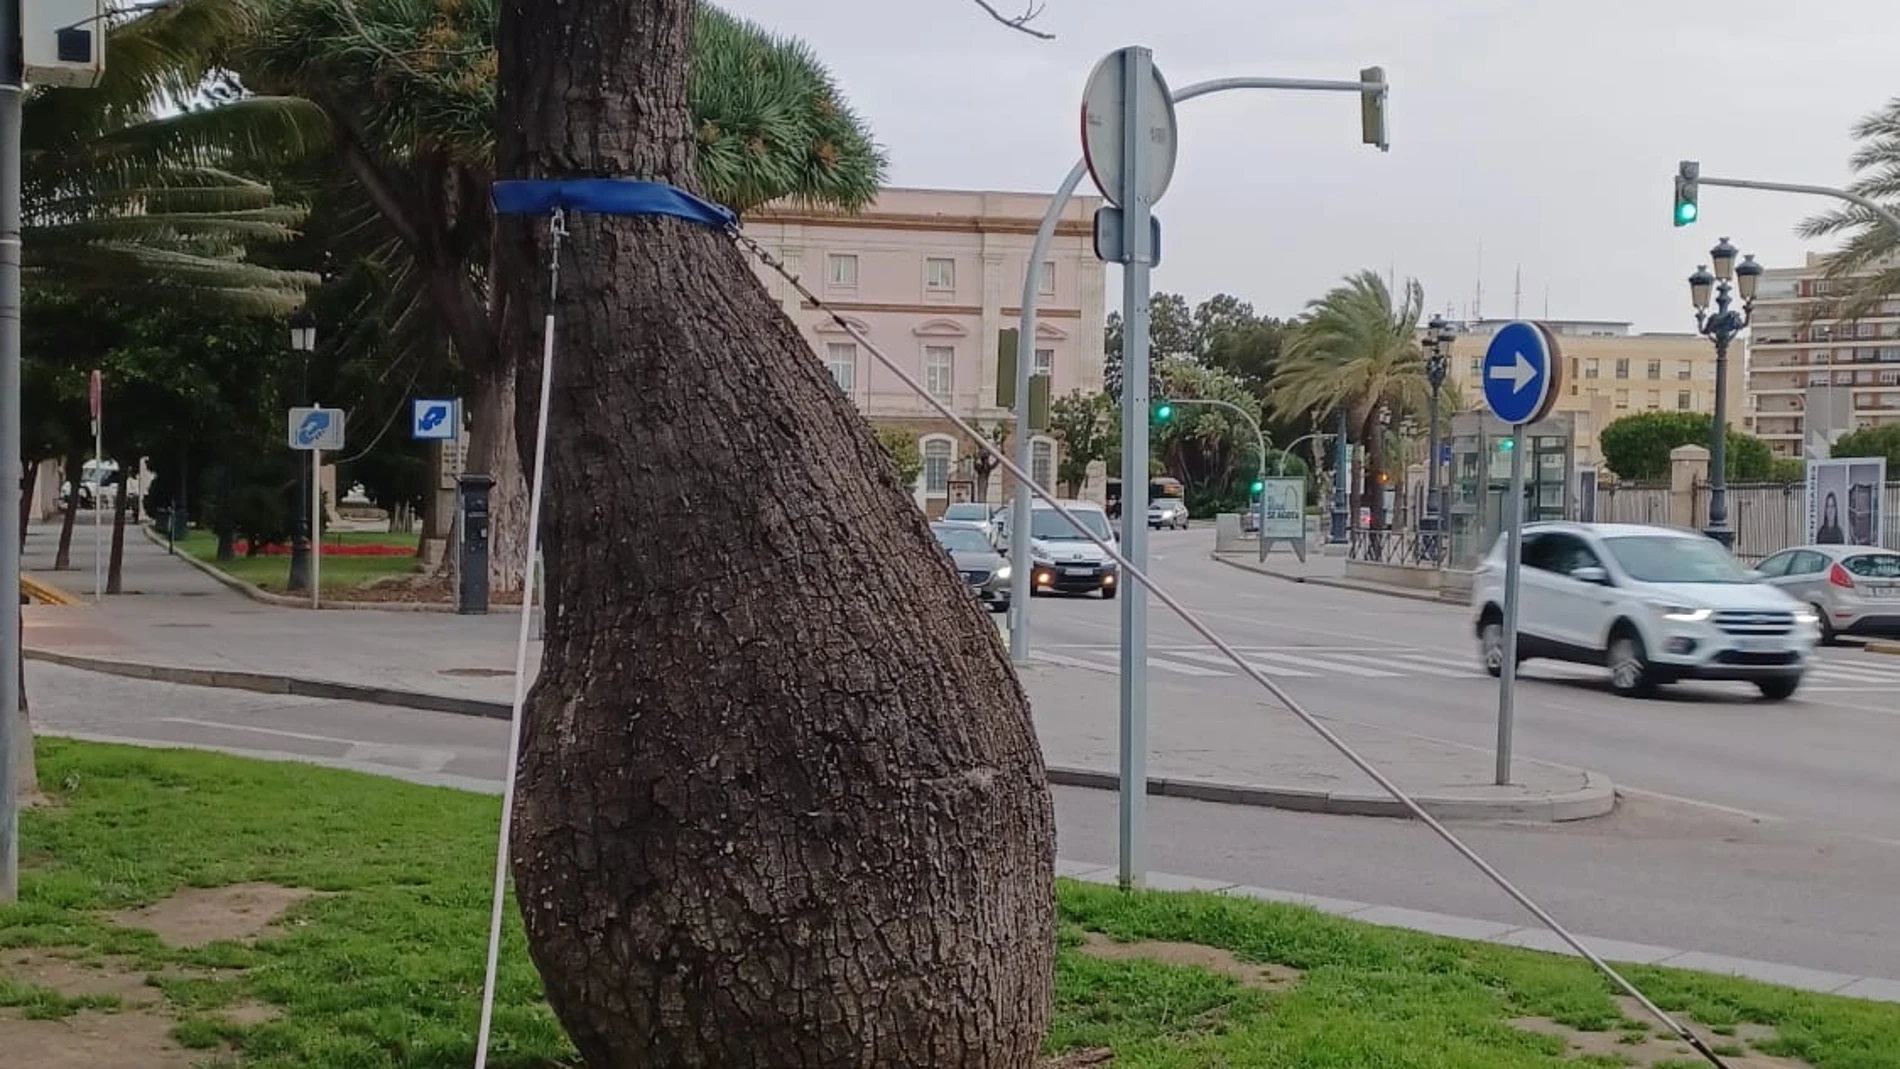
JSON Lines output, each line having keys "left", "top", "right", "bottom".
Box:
{"left": 13, "top": 612, "right": 34, "bottom": 802}
{"left": 493, "top": 1, "right": 1056, "bottom": 1065}
{"left": 105, "top": 477, "right": 129, "bottom": 596}
{"left": 17, "top": 461, "right": 36, "bottom": 552}
{"left": 463, "top": 356, "right": 527, "bottom": 592}
{"left": 54, "top": 450, "right": 81, "bottom": 570}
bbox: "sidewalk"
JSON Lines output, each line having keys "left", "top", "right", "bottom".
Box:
{"left": 1209, "top": 548, "right": 1460, "bottom": 604}
{"left": 20, "top": 521, "right": 1611, "bottom": 822}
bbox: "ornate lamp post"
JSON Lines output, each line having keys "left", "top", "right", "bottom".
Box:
{"left": 1421, "top": 313, "right": 1455, "bottom": 555}
{"left": 1688, "top": 237, "right": 1763, "bottom": 549}
{"left": 285, "top": 307, "right": 317, "bottom": 592}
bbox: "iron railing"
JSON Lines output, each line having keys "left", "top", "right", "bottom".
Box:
{"left": 1348, "top": 526, "right": 1447, "bottom": 567}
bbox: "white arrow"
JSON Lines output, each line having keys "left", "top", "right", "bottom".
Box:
{"left": 1488, "top": 351, "right": 1537, "bottom": 393}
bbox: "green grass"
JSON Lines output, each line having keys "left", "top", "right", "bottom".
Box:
{"left": 167, "top": 529, "right": 422, "bottom": 594}
{"left": 7, "top": 739, "right": 1900, "bottom": 1068}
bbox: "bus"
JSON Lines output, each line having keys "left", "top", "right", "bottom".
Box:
{"left": 1105, "top": 477, "right": 1185, "bottom": 518}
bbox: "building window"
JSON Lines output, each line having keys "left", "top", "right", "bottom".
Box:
{"left": 922, "top": 438, "right": 954, "bottom": 494}
{"left": 1614, "top": 389, "right": 1629, "bottom": 409}
{"left": 1038, "top": 261, "right": 1056, "bottom": 295}
{"left": 1583, "top": 359, "right": 1599, "bottom": 380}
{"left": 1646, "top": 390, "right": 1661, "bottom": 409}
{"left": 1614, "top": 358, "right": 1630, "bottom": 379}
{"left": 824, "top": 342, "right": 856, "bottom": 392}
{"left": 925, "top": 257, "right": 956, "bottom": 290}
{"left": 826, "top": 253, "right": 858, "bottom": 287}
{"left": 1469, "top": 357, "right": 1482, "bottom": 377}
{"left": 1676, "top": 360, "right": 1693, "bottom": 380}
{"left": 923, "top": 345, "right": 955, "bottom": 400}
{"left": 1033, "top": 347, "right": 1054, "bottom": 377}
{"left": 1677, "top": 391, "right": 1692, "bottom": 410}
{"left": 1646, "top": 359, "right": 1662, "bottom": 379}
{"left": 1031, "top": 438, "right": 1055, "bottom": 490}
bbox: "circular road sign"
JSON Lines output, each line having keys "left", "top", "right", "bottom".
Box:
{"left": 1480, "top": 321, "right": 1565, "bottom": 426}
{"left": 1080, "top": 48, "right": 1179, "bottom": 209}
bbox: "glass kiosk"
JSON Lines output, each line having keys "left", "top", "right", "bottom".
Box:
{"left": 1445, "top": 411, "right": 1579, "bottom": 571}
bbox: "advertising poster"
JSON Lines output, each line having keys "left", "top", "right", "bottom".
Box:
{"left": 1806, "top": 457, "right": 1887, "bottom": 547}
{"left": 1260, "top": 477, "right": 1305, "bottom": 541}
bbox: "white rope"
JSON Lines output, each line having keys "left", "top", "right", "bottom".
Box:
{"left": 471, "top": 207, "right": 567, "bottom": 1069}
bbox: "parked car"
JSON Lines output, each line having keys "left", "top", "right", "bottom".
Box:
{"left": 1471, "top": 522, "right": 1819, "bottom": 700}
{"left": 938, "top": 502, "right": 999, "bottom": 544}
{"left": 929, "top": 522, "right": 1010, "bottom": 612}
{"left": 1147, "top": 498, "right": 1189, "bottom": 530}
{"left": 994, "top": 499, "right": 1120, "bottom": 598}
{"left": 1754, "top": 544, "right": 1900, "bottom": 644}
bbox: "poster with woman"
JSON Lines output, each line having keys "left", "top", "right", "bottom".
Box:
{"left": 1806, "top": 458, "right": 1887, "bottom": 546}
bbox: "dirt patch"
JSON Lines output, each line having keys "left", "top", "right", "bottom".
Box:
{"left": 217, "top": 1001, "right": 280, "bottom": 1026}
{"left": 0, "top": 950, "right": 162, "bottom": 1006}
{"left": 0, "top": 1009, "right": 205, "bottom": 1069}
{"left": 109, "top": 882, "right": 317, "bottom": 948}
{"left": 1040, "top": 1049, "right": 1114, "bottom": 1068}
{"left": 1075, "top": 932, "right": 1301, "bottom": 991}
{"left": 1512, "top": 996, "right": 1811, "bottom": 1068}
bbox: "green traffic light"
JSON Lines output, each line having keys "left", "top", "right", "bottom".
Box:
{"left": 1249, "top": 479, "right": 1264, "bottom": 494}
{"left": 1674, "top": 201, "right": 1698, "bottom": 226}
{"left": 1154, "top": 402, "right": 1172, "bottom": 421}
{"left": 1498, "top": 438, "right": 1514, "bottom": 452}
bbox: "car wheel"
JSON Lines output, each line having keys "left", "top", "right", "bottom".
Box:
{"left": 1478, "top": 617, "right": 1505, "bottom": 678}
{"left": 1812, "top": 603, "right": 1837, "bottom": 646}
{"left": 1606, "top": 629, "right": 1656, "bottom": 697}
{"left": 1756, "top": 675, "right": 1801, "bottom": 701}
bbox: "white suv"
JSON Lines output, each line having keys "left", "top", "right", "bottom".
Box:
{"left": 1471, "top": 522, "right": 1820, "bottom": 700}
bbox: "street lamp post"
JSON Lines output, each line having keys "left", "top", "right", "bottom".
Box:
{"left": 1328, "top": 406, "right": 1350, "bottom": 543}
{"left": 1422, "top": 313, "right": 1454, "bottom": 559}
{"left": 1687, "top": 237, "right": 1762, "bottom": 549}
{"left": 286, "top": 308, "right": 317, "bottom": 592}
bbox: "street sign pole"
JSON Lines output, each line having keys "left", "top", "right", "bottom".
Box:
{"left": 311, "top": 406, "right": 322, "bottom": 610}
{"left": 288, "top": 404, "right": 347, "bottom": 610}
{"left": 1082, "top": 44, "right": 1178, "bottom": 891}
{"left": 1497, "top": 420, "right": 1525, "bottom": 785}
{"left": 1478, "top": 322, "right": 1563, "bottom": 788}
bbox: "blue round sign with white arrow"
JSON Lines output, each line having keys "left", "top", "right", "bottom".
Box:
{"left": 1480, "top": 321, "right": 1562, "bottom": 426}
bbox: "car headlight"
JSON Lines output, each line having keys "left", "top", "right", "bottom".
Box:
{"left": 1794, "top": 610, "right": 1819, "bottom": 625}
{"left": 1651, "top": 604, "right": 1711, "bottom": 622}
{"left": 994, "top": 565, "right": 1011, "bottom": 581}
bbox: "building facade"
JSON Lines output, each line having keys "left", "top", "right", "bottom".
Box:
{"left": 1746, "top": 251, "right": 1900, "bottom": 459}
{"left": 743, "top": 187, "right": 1108, "bottom": 514}
{"left": 1444, "top": 319, "right": 1736, "bottom": 470}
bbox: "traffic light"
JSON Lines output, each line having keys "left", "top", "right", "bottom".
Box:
{"left": 1497, "top": 437, "right": 1515, "bottom": 453}
{"left": 1673, "top": 160, "right": 1700, "bottom": 227}
{"left": 1152, "top": 400, "right": 1173, "bottom": 423}
{"left": 1248, "top": 477, "right": 1264, "bottom": 495}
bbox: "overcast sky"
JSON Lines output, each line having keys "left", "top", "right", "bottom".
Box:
{"left": 718, "top": 0, "right": 1900, "bottom": 334}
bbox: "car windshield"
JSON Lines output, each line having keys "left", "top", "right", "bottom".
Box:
{"left": 931, "top": 525, "right": 993, "bottom": 554}
{"left": 1149, "top": 500, "right": 1178, "bottom": 511}
{"left": 942, "top": 504, "right": 988, "bottom": 521}
{"left": 1844, "top": 553, "right": 1900, "bottom": 579}
{"left": 1603, "top": 535, "right": 1755, "bottom": 583}
{"left": 1030, "top": 508, "right": 1112, "bottom": 542}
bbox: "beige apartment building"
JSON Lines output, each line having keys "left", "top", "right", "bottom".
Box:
{"left": 1746, "top": 251, "right": 1900, "bottom": 459}
{"left": 743, "top": 187, "right": 1108, "bottom": 514}
{"left": 1444, "top": 319, "right": 1736, "bottom": 470}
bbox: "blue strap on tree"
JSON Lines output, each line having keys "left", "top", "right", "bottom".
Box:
{"left": 490, "top": 178, "right": 737, "bottom": 229}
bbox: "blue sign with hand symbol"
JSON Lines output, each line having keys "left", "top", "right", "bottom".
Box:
{"left": 287, "top": 406, "right": 346, "bottom": 451}
{"left": 411, "top": 398, "right": 458, "bottom": 441}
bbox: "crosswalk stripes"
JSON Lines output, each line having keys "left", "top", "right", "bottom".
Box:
{"left": 1034, "top": 644, "right": 1900, "bottom": 689}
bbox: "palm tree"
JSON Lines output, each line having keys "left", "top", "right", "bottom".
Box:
{"left": 24, "top": 0, "right": 322, "bottom": 313}
{"left": 1270, "top": 269, "right": 1429, "bottom": 526}
{"left": 1796, "top": 96, "right": 1900, "bottom": 320}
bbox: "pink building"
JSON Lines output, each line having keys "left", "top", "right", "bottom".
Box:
{"left": 744, "top": 187, "right": 1108, "bottom": 514}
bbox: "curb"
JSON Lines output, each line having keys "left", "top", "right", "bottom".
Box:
{"left": 1052, "top": 860, "right": 1900, "bottom": 1004}
{"left": 1866, "top": 640, "right": 1900, "bottom": 657}
{"left": 1209, "top": 552, "right": 1454, "bottom": 605}
{"left": 1045, "top": 765, "right": 1615, "bottom": 823}
{"left": 20, "top": 574, "right": 79, "bottom": 607}
{"left": 26, "top": 646, "right": 1614, "bottom": 823}
{"left": 142, "top": 525, "right": 456, "bottom": 614}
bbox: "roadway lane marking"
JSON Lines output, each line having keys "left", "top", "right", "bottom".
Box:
{"left": 1353, "top": 651, "right": 1483, "bottom": 678}
{"left": 1171, "top": 648, "right": 1398, "bottom": 678}
{"left": 1029, "top": 650, "right": 1234, "bottom": 677}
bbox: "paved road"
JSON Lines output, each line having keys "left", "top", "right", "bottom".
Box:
{"left": 26, "top": 660, "right": 1900, "bottom": 980}
{"left": 1021, "top": 527, "right": 1900, "bottom": 841}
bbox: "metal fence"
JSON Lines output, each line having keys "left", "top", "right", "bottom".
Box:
{"left": 1697, "top": 480, "right": 1900, "bottom": 561}
{"left": 1598, "top": 482, "right": 1671, "bottom": 526}
{"left": 1347, "top": 526, "right": 1446, "bottom": 567}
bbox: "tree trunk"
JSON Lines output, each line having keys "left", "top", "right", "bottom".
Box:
{"left": 17, "top": 461, "right": 36, "bottom": 551}
{"left": 105, "top": 477, "right": 129, "bottom": 595}
{"left": 493, "top": 1, "right": 1056, "bottom": 1065}
{"left": 54, "top": 451, "right": 82, "bottom": 569}
{"left": 464, "top": 357, "right": 527, "bottom": 592}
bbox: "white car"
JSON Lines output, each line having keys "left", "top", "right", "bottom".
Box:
{"left": 995, "top": 499, "right": 1120, "bottom": 598}
{"left": 1147, "top": 498, "right": 1189, "bottom": 530}
{"left": 1471, "top": 522, "right": 1819, "bottom": 700}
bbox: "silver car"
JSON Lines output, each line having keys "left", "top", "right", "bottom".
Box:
{"left": 1755, "top": 544, "right": 1900, "bottom": 644}
{"left": 929, "top": 522, "right": 1011, "bottom": 612}
{"left": 939, "top": 502, "right": 998, "bottom": 545}
{"left": 1147, "top": 498, "right": 1189, "bottom": 530}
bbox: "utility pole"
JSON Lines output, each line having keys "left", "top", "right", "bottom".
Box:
{"left": 1, "top": 0, "right": 26, "bottom": 903}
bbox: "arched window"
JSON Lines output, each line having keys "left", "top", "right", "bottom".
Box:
{"left": 1031, "top": 437, "right": 1056, "bottom": 492}
{"left": 921, "top": 436, "right": 955, "bottom": 495}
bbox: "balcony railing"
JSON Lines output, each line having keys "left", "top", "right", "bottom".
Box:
{"left": 1347, "top": 526, "right": 1447, "bottom": 568}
